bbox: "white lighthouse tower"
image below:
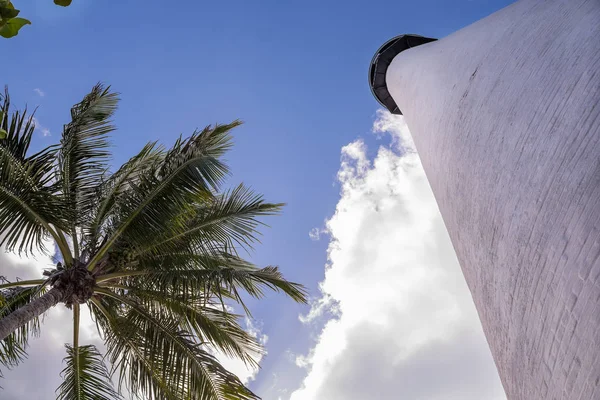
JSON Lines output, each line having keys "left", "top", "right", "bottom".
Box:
{"left": 369, "top": 1, "right": 600, "bottom": 399}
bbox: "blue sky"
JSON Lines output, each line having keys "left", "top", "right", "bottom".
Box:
{"left": 1, "top": 0, "right": 514, "bottom": 398}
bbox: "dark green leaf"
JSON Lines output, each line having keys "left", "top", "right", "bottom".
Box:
{"left": 54, "top": 0, "right": 72, "bottom": 6}
{"left": 0, "top": 1, "right": 16, "bottom": 11}
{"left": 0, "top": 5, "right": 19, "bottom": 19}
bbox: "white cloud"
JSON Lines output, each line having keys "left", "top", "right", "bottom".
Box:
{"left": 33, "top": 88, "right": 45, "bottom": 97}
{"left": 32, "top": 117, "right": 51, "bottom": 137}
{"left": 308, "top": 228, "right": 326, "bottom": 241}
{"left": 288, "top": 111, "right": 506, "bottom": 400}
{"left": 298, "top": 292, "right": 338, "bottom": 324}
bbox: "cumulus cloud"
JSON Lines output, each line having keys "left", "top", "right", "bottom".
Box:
{"left": 33, "top": 88, "right": 45, "bottom": 97}
{"left": 289, "top": 111, "right": 506, "bottom": 400}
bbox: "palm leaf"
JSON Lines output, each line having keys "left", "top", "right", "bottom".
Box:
{"left": 0, "top": 87, "right": 35, "bottom": 161}
{"left": 136, "top": 184, "right": 283, "bottom": 257}
{"left": 58, "top": 83, "right": 118, "bottom": 255}
{"left": 93, "top": 290, "right": 259, "bottom": 400}
{"left": 122, "top": 287, "right": 263, "bottom": 367}
{"left": 87, "top": 121, "right": 239, "bottom": 271}
{"left": 83, "top": 141, "right": 164, "bottom": 253}
{"left": 89, "top": 297, "right": 180, "bottom": 400}
{"left": 0, "top": 146, "right": 67, "bottom": 254}
{"left": 0, "top": 90, "right": 68, "bottom": 254}
{"left": 119, "top": 254, "right": 307, "bottom": 305}
{"left": 56, "top": 344, "right": 121, "bottom": 400}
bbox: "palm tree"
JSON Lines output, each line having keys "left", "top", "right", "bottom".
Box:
{"left": 0, "top": 84, "right": 306, "bottom": 399}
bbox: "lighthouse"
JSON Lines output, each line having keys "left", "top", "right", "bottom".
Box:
{"left": 368, "top": 1, "right": 600, "bottom": 399}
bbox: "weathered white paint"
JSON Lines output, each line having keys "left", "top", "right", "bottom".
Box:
{"left": 385, "top": 0, "right": 600, "bottom": 399}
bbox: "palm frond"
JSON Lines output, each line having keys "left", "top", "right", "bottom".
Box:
{"left": 0, "top": 87, "right": 35, "bottom": 161}
{"left": 89, "top": 297, "right": 182, "bottom": 400}
{"left": 83, "top": 141, "right": 164, "bottom": 254}
{"left": 56, "top": 344, "right": 121, "bottom": 400}
{"left": 136, "top": 184, "right": 283, "bottom": 257}
{"left": 87, "top": 121, "right": 240, "bottom": 271}
{"left": 0, "top": 146, "right": 67, "bottom": 254}
{"left": 58, "top": 83, "right": 118, "bottom": 255}
{"left": 93, "top": 290, "right": 259, "bottom": 400}
{"left": 123, "top": 287, "right": 263, "bottom": 367}
{"left": 0, "top": 337, "right": 26, "bottom": 378}
{"left": 102, "top": 254, "right": 306, "bottom": 319}
{"left": 0, "top": 90, "right": 68, "bottom": 255}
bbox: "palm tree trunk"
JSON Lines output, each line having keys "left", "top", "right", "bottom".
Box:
{"left": 0, "top": 287, "right": 64, "bottom": 341}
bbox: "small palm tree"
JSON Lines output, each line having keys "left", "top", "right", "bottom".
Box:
{"left": 0, "top": 84, "right": 306, "bottom": 399}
